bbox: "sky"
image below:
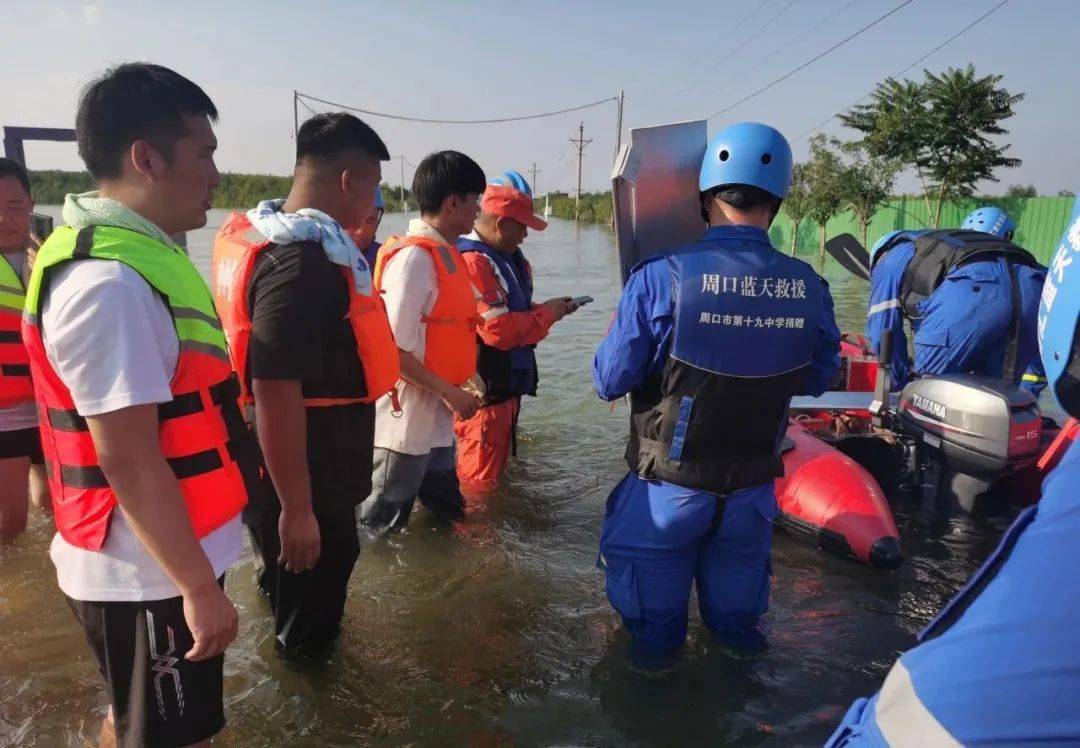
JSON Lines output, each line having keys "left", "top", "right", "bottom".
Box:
{"left": 4, "top": 0, "right": 1077, "bottom": 196}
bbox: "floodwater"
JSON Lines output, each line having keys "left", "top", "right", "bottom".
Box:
{"left": 0, "top": 210, "right": 1037, "bottom": 746}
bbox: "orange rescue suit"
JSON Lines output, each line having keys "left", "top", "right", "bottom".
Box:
{"left": 211, "top": 212, "right": 400, "bottom": 406}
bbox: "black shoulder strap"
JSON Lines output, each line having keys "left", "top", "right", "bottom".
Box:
{"left": 73, "top": 225, "right": 96, "bottom": 258}
{"left": 898, "top": 230, "right": 955, "bottom": 319}
{"left": 900, "top": 229, "right": 1040, "bottom": 321}
{"left": 1002, "top": 260, "right": 1022, "bottom": 383}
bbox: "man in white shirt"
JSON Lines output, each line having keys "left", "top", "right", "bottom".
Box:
{"left": 358, "top": 151, "right": 486, "bottom": 534}
{"left": 25, "top": 63, "right": 259, "bottom": 747}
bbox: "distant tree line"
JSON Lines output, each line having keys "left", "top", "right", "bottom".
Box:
{"left": 534, "top": 192, "right": 612, "bottom": 224}
{"left": 29, "top": 170, "right": 418, "bottom": 212}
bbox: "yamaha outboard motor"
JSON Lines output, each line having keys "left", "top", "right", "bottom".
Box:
{"left": 896, "top": 375, "right": 1043, "bottom": 512}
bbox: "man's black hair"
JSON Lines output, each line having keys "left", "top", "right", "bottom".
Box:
{"left": 76, "top": 62, "right": 218, "bottom": 180}
{"left": 0, "top": 158, "right": 31, "bottom": 197}
{"left": 296, "top": 113, "right": 390, "bottom": 164}
{"left": 700, "top": 183, "right": 782, "bottom": 223}
{"left": 412, "top": 151, "right": 486, "bottom": 215}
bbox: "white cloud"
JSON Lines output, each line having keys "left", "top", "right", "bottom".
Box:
{"left": 82, "top": 3, "right": 103, "bottom": 25}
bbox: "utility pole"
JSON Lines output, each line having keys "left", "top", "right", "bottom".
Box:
{"left": 399, "top": 155, "right": 406, "bottom": 214}
{"left": 570, "top": 122, "right": 591, "bottom": 221}
{"left": 293, "top": 90, "right": 299, "bottom": 140}
{"left": 614, "top": 89, "right": 625, "bottom": 161}
{"left": 530, "top": 162, "right": 541, "bottom": 196}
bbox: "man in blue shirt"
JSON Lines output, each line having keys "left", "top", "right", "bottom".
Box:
{"left": 352, "top": 185, "right": 384, "bottom": 269}
{"left": 826, "top": 200, "right": 1080, "bottom": 747}
{"left": 593, "top": 122, "right": 840, "bottom": 664}
{"left": 866, "top": 207, "right": 1046, "bottom": 395}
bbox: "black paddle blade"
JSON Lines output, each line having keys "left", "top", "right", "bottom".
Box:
{"left": 824, "top": 233, "right": 871, "bottom": 281}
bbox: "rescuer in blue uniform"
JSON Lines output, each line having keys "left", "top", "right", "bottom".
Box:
{"left": 353, "top": 185, "right": 384, "bottom": 269}
{"left": 826, "top": 199, "right": 1080, "bottom": 746}
{"left": 593, "top": 123, "right": 841, "bottom": 663}
{"left": 866, "top": 206, "right": 1047, "bottom": 395}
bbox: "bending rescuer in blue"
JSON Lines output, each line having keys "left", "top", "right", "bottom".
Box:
{"left": 593, "top": 122, "right": 840, "bottom": 664}
{"left": 866, "top": 206, "right": 1047, "bottom": 395}
{"left": 826, "top": 199, "right": 1080, "bottom": 745}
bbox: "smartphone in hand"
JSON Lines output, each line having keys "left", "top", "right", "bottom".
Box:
{"left": 30, "top": 213, "right": 54, "bottom": 244}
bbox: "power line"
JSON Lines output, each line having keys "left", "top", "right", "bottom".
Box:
{"left": 670, "top": 0, "right": 805, "bottom": 104}
{"left": 296, "top": 92, "right": 617, "bottom": 125}
{"left": 746, "top": 0, "right": 860, "bottom": 71}
{"left": 640, "top": 0, "right": 772, "bottom": 99}
{"left": 704, "top": 0, "right": 917, "bottom": 121}
{"left": 792, "top": 0, "right": 1015, "bottom": 142}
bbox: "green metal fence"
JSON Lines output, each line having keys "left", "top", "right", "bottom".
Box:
{"left": 768, "top": 195, "right": 1077, "bottom": 264}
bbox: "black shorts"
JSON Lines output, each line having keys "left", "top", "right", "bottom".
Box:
{"left": 66, "top": 579, "right": 227, "bottom": 747}
{"left": 0, "top": 427, "right": 42, "bottom": 462}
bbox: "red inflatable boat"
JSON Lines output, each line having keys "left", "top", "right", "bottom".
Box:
{"left": 777, "top": 423, "right": 902, "bottom": 569}
{"left": 770, "top": 335, "right": 901, "bottom": 570}
{"left": 775, "top": 334, "right": 1079, "bottom": 569}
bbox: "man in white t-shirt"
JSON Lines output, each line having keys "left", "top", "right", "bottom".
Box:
{"left": 0, "top": 158, "right": 49, "bottom": 539}
{"left": 358, "top": 151, "right": 486, "bottom": 534}
{"left": 25, "top": 63, "right": 259, "bottom": 747}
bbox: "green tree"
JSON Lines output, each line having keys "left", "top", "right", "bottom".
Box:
{"left": 840, "top": 65, "right": 1023, "bottom": 227}
{"left": 1006, "top": 183, "right": 1037, "bottom": 197}
{"left": 804, "top": 135, "right": 846, "bottom": 262}
{"left": 1059, "top": 189, "right": 1076, "bottom": 198}
{"left": 781, "top": 163, "right": 812, "bottom": 255}
{"left": 838, "top": 141, "right": 899, "bottom": 249}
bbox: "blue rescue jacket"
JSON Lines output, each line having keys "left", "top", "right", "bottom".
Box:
{"left": 827, "top": 437, "right": 1080, "bottom": 746}
{"left": 458, "top": 237, "right": 538, "bottom": 402}
{"left": 362, "top": 239, "right": 381, "bottom": 272}
{"left": 867, "top": 230, "right": 1047, "bottom": 393}
{"left": 595, "top": 225, "right": 841, "bottom": 494}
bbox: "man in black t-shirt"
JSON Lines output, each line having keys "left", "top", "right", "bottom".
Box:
{"left": 225, "top": 113, "right": 389, "bottom": 658}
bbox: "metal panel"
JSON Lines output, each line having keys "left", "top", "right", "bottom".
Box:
{"left": 2, "top": 126, "right": 76, "bottom": 165}
{"left": 789, "top": 391, "right": 900, "bottom": 412}
{"left": 611, "top": 120, "right": 707, "bottom": 284}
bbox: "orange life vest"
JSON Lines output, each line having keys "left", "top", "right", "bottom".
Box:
{"left": 0, "top": 254, "right": 33, "bottom": 408}
{"left": 23, "top": 225, "right": 257, "bottom": 551}
{"left": 375, "top": 235, "right": 478, "bottom": 387}
{"left": 210, "top": 212, "right": 400, "bottom": 407}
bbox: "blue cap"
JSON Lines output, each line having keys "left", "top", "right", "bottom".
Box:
{"left": 962, "top": 206, "right": 1015, "bottom": 239}
{"left": 699, "top": 122, "right": 793, "bottom": 198}
{"left": 373, "top": 186, "right": 384, "bottom": 210}
{"left": 1039, "top": 197, "right": 1080, "bottom": 416}
{"left": 490, "top": 170, "right": 533, "bottom": 197}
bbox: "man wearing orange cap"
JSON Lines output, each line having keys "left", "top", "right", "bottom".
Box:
{"left": 455, "top": 171, "right": 579, "bottom": 495}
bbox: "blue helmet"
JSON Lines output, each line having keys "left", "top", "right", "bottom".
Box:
{"left": 870, "top": 229, "right": 931, "bottom": 267}
{"left": 962, "top": 206, "right": 1015, "bottom": 240}
{"left": 870, "top": 230, "right": 904, "bottom": 266}
{"left": 699, "top": 122, "right": 793, "bottom": 198}
{"left": 373, "top": 185, "right": 384, "bottom": 210}
{"left": 490, "top": 170, "right": 533, "bottom": 197}
{"left": 1039, "top": 198, "right": 1080, "bottom": 416}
